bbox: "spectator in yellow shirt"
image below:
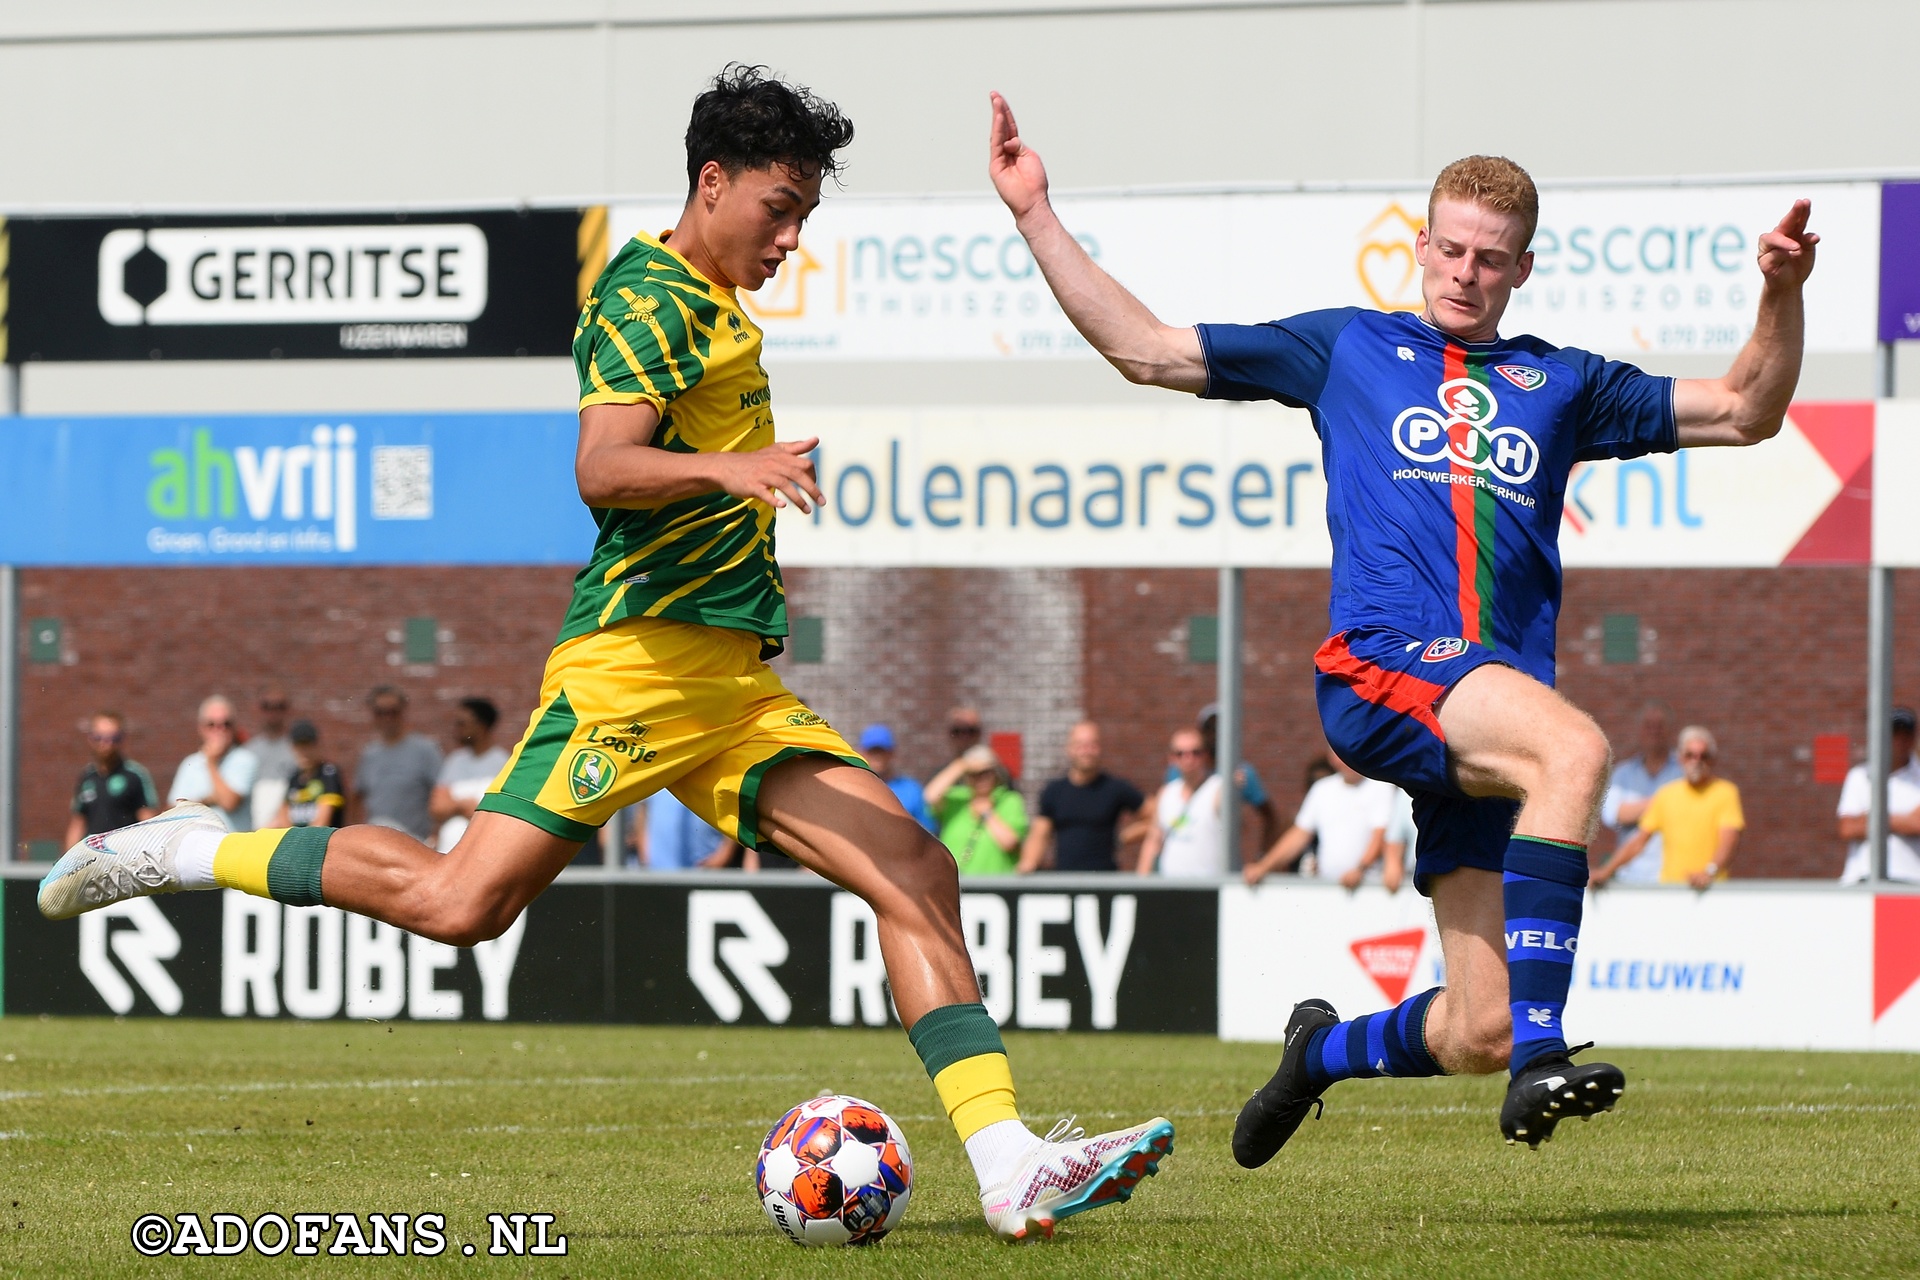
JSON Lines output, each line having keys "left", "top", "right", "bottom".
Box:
{"left": 1594, "top": 726, "right": 1742, "bottom": 889}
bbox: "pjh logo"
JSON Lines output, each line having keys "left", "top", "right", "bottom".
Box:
{"left": 145, "top": 425, "right": 435, "bottom": 557}
{"left": 1392, "top": 377, "right": 1541, "bottom": 486}
{"left": 1350, "top": 928, "right": 1427, "bottom": 1003}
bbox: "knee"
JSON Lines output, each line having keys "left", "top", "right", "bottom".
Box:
{"left": 414, "top": 882, "right": 519, "bottom": 948}
{"left": 1549, "top": 717, "right": 1612, "bottom": 798}
{"left": 876, "top": 832, "right": 961, "bottom": 916}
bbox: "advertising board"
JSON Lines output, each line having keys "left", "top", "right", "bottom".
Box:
{"left": 5, "top": 209, "right": 582, "bottom": 361}
{"left": 614, "top": 181, "right": 1879, "bottom": 361}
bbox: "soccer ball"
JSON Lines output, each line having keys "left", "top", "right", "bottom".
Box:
{"left": 755, "top": 1094, "right": 913, "bottom": 1246}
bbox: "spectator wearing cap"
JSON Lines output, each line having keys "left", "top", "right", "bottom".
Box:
{"left": 274, "top": 721, "right": 345, "bottom": 829}
{"left": 1596, "top": 725, "right": 1743, "bottom": 889}
{"left": 169, "top": 694, "right": 261, "bottom": 831}
{"left": 927, "top": 743, "right": 1028, "bottom": 876}
{"left": 1597, "top": 700, "right": 1681, "bottom": 885}
{"left": 431, "top": 697, "right": 511, "bottom": 852}
{"left": 65, "top": 712, "right": 159, "bottom": 846}
{"left": 352, "top": 686, "right": 443, "bottom": 841}
{"left": 1836, "top": 705, "right": 1920, "bottom": 883}
{"left": 858, "top": 724, "right": 934, "bottom": 832}
{"left": 1020, "top": 721, "right": 1146, "bottom": 873}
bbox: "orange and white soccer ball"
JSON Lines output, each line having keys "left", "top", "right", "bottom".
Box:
{"left": 755, "top": 1094, "right": 913, "bottom": 1246}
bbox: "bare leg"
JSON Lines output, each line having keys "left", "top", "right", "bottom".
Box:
{"left": 319, "top": 812, "right": 581, "bottom": 947}
{"left": 1422, "top": 868, "right": 1512, "bottom": 1075}
{"left": 1438, "top": 662, "right": 1612, "bottom": 842}
{"left": 754, "top": 755, "right": 979, "bottom": 1025}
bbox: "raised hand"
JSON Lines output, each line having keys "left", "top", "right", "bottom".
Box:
{"left": 714, "top": 437, "right": 824, "bottom": 513}
{"left": 988, "top": 91, "right": 1049, "bottom": 222}
{"left": 1757, "top": 199, "right": 1818, "bottom": 290}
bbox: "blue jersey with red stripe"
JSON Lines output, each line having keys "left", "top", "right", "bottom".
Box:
{"left": 1198, "top": 308, "right": 1677, "bottom": 685}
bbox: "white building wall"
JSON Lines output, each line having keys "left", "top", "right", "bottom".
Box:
{"left": 3, "top": 0, "right": 1916, "bottom": 410}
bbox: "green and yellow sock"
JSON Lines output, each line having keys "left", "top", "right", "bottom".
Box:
{"left": 211, "top": 827, "right": 334, "bottom": 906}
{"left": 909, "top": 1001, "right": 1021, "bottom": 1140}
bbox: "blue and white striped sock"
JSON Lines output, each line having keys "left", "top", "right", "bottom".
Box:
{"left": 1302, "top": 987, "right": 1445, "bottom": 1091}
{"left": 1503, "top": 835, "right": 1588, "bottom": 1076}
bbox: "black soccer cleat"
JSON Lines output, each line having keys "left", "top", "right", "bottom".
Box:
{"left": 1499, "top": 1044, "right": 1625, "bottom": 1149}
{"left": 1232, "top": 998, "right": 1340, "bottom": 1169}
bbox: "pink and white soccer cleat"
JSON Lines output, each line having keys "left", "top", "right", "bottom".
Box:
{"left": 980, "top": 1115, "right": 1175, "bottom": 1242}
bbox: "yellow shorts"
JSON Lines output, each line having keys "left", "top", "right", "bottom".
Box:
{"left": 476, "top": 617, "right": 864, "bottom": 848}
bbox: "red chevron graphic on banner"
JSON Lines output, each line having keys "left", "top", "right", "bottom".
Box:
{"left": 1350, "top": 928, "right": 1426, "bottom": 1004}
{"left": 1875, "top": 896, "right": 1920, "bottom": 1021}
{"left": 1783, "top": 402, "right": 1873, "bottom": 565}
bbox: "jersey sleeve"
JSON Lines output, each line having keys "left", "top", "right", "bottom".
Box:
{"left": 130, "top": 762, "right": 159, "bottom": 809}
{"left": 1195, "top": 308, "right": 1359, "bottom": 407}
{"left": 1292, "top": 782, "right": 1324, "bottom": 834}
{"left": 577, "top": 278, "right": 707, "bottom": 412}
{"left": 1118, "top": 778, "right": 1146, "bottom": 812}
{"left": 70, "top": 771, "right": 89, "bottom": 813}
{"left": 1560, "top": 348, "right": 1678, "bottom": 461}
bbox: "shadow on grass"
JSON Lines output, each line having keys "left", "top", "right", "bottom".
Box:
{"left": 1522, "top": 1205, "right": 1865, "bottom": 1241}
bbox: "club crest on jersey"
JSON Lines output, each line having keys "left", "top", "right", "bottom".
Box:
{"left": 1422, "top": 637, "right": 1469, "bottom": 662}
{"left": 1495, "top": 364, "right": 1547, "bottom": 391}
{"left": 568, "top": 748, "right": 617, "bottom": 803}
{"left": 1391, "top": 376, "right": 1541, "bottom": 487}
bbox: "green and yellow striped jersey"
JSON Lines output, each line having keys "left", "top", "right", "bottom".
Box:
{"left": 561, "top": 231, "right": 787, "bottom": 652}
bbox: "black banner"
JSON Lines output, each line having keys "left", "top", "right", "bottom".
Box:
{"left": 3, "top": 878, "right": 1217, "bottom": 1034}
{"left": 6, "top": 209, "right": 583, "bottom": 361}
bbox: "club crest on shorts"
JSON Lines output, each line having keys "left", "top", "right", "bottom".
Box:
{"left": 1421, "top": 637, "right": 1469, "bottom": 662}
{"left": 568, "top": 747, "right": 617, "bottom": 803}
{"left": 1494, "top": 364, "right": 1547, "bottom": 391}
{"left": 785, "top": 709, "right": 826, "bottom": 727}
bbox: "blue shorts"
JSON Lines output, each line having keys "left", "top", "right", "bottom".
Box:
{"left": 1314, "top": 627, "right": 1521, "bottom": 896}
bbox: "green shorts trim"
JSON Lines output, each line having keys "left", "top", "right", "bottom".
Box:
{"left": 475, "top": 791, "right": 599, "bottom": 844}
{"left": 734, "top": 748, "right": 870, "bottom": 851}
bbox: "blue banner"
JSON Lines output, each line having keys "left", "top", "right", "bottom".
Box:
{"left": 0, "top": 413, "right": 596, "bottom": 566}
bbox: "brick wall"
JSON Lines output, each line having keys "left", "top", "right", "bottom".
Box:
{"left": 16, "top": 564, "right": 1906, "bottom": 878}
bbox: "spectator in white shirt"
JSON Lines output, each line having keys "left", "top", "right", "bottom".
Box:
{"left": 431, "top": 697, "right": 511, "bottom": 853}
{"left": 168, "top": 694, "right": 261, "bottom": 832}
{"left": 1243, "top": 757, "right": 1395, "bottom": 888}
{"left": 1837, "top": 705, "right": 1920, "bottom": 883}
{"left": 1137, "top": 728, "right": 1225, "bottom": 878}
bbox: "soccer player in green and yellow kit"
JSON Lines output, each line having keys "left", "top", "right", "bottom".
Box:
{"left": 41, "top": 65, "right": 1171, "bottom": 1242}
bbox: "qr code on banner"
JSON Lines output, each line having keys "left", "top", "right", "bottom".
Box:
{"left": 371, "top": 446, "right": 433, "bottom": 519}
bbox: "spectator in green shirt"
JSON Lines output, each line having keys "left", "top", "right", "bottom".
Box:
{"left": 927, "top": 744, "right": 1029, "bottom": 876}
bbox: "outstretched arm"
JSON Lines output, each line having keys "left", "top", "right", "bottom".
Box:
{"left": 1673, "top": 200, "right": 1819, "bottom": 448}
{"left": 989, "top": 92, "right": 1206, "bottom": 393}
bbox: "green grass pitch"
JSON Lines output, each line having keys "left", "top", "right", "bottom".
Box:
{"left": 0, "top": 1019, "right": 1913, "bottom": 1277}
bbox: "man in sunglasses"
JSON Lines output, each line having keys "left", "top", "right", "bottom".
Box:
{"left": 65, "top": 712, "right": 159, "bottom": 847}
{"left": 167, "top": 695, "right": 261, "bottom": 832}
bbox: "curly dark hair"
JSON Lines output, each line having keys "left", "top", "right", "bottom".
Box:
{"left": 684, "top": 64, "right": 854, "bottom": 194}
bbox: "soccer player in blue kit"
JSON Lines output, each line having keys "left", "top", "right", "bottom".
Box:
{"left": 988, "top": 93, "right": 1819, "bottom": 1154}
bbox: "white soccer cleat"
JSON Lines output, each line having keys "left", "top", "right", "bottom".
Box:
{"left": 37, "top": 803, "right": 223, "bottom": 920}
{"left": 980, "top": 1115, "right": 1175, "bottom": 1242}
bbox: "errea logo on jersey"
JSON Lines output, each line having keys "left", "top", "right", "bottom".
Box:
{"left": 1392, "top": 377, "right": 1541, "bottom": 486}
{"left": 1495, "top": 364, "right": 1547, "bottom": 391}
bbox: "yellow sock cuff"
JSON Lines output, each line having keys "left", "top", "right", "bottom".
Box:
{"left": 212, "top": 829, "right": 287, "bottom": 898}
{"left": 932, "top": 1052, "right": 1021, "bottom": 1141}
